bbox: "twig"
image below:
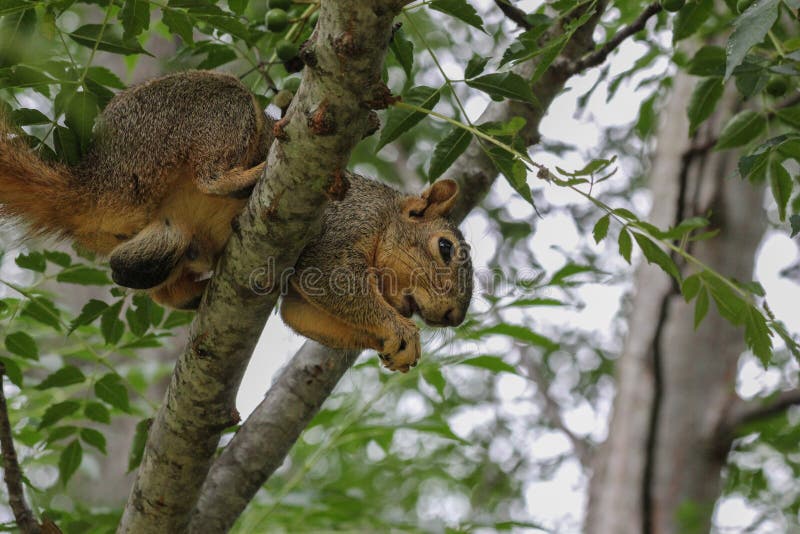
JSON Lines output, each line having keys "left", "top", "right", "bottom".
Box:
{"left": 0, "top": 364, "right": 41, "bottom": 534}
{"left": 569, "top": 2, "right": 662, "bottom": 76}
{"left": 519, "top": 351, "right": 593, "bottom": 467}
{"left": 494, "top": 0, "right": 531, "bottom": 30}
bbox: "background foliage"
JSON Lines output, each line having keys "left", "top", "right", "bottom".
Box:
{"left": 0, "top": 0, "right": 798, "bottom": 531}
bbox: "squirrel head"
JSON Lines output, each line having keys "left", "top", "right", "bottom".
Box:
{"left": 377, "top": 179, "right": 473, "bottom": 328}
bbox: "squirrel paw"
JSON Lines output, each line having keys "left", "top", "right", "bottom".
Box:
{"left": 378, "top": 322, "right": 420, "bottom": 373}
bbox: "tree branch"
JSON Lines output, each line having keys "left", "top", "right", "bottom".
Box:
{"left": 568, "top": 2, "right": 662, "bottom": 76}
{"left": 190, "top": 3, "right": 609, "bottom": 525}
{"left": 117, "top": 1, "right": 403, "bottom": 531}
{"left": 0, "top": 364, "right": 41, "bottom": 534}
{"left": 725, "top": 389, "right": 800, "bottom": 431}
{"left": 494, "top": 0, "right": 532, "bottom": 30}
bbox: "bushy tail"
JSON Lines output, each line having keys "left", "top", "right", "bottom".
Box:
{"left": 0, "top": 116, "right": 80, "bottom": 239}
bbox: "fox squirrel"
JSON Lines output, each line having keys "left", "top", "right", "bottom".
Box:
{"left": 0, "top": 70, "right": 472, "bottom": 371}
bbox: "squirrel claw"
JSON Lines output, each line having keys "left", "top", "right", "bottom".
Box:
{"left": 379, "top": 323, "right": 420, "bottom": 372}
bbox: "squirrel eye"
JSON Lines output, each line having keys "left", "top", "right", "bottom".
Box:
{"left": 438, "top": 238, "right": 454, "bottom": 264}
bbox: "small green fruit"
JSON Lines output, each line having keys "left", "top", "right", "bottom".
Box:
{"left": 661, "top": 0, "right": 685, "bottom": 12}
{"left": 273, "top": 89, "right": 294, "bottom": 110}
{"left": 276, "top": 40, "right": 299, "bottom": 61}
{"left": 269, "top": 0, "right": 291, "bottom": 10}
{"left": 266, "top": 8, "right": 289, "bottom": 32}
{"left": 736, "top": 0, "right": 754, "bottom": 12}
{"left": 766, "top": 76, "right": 789, "bottom": 97}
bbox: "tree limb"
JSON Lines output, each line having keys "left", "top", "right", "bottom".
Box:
{"left": 494, "top": 0, "right": 532, "bottom": 30}
{"left": 117, "top": 1, "right": 403, "bottom": 531}
{"left": 0, "top": 364, "right": 41, "bottom": 534}
{"left": 724, "top": 389, "right": 800, "bottom": 432}
{"left": 190, "top": 2, "right": 609, "bottom": 526}
{"left": 568, "top": 2, "right": 662, "bottom": 76}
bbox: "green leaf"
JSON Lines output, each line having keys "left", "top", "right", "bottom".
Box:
{"left": 550, "top": 264, "right": 597, "bottom": 286}
{"left": 738, "top": 150, "right": 770, "bottom": 182}
{"left": 687, "top": 45, "right": 726, "bottom": 77}
{"left": 162, "top": 310, "right": 194, "bottom": 328}
{"left": 69, "top": 24, "right": 152, "bottom": 56}
{"left": 54, "top": 125, "right": 80, "bottom": 166}
{"left": 57, "top": 266, "right": 111, "bottom": 285}
{"left": 120, "top": 0, "right": 150, "bottom": 39}
{"left": 162, "top": 8, "right": 194, "bottom": 44}
{"left": 39, "top": 400, "right": 81, "bottom": 429}
{"left": 694, "top": 287, "right": 709, "bottom": 329}
{"left": 100, "top": 302, "right": 125, "bottom": 345}
{"left": 744, "top": 306, "right": 772, "bottom": 365}
{"left": 5, "top": 331, "right": 38, "bottom": 360}
{"left": 420, "top": 366, "right": 446, "bottom": 398}
{"left": 376, "top": 86, "right": 440, "bottom": 150}
{"left": 776, "top": 105, "right": 800, "bottom": 130}
{"left": 682, "top": 274, "right": 701, "bottom": 301}
{"left": 673, "top": 0, "right": 713, "bottom": 42}
{"left": 0, "top": 357, "right": 23, "bottom": 387}
{"left": 84, "top": 402, "right": 111, "bottom": 425}
{"left": 15, "top": 251, "right": 46, "bottom": 272}
{"left": 633, "top": 233, "right": 681, "bottom": 282}
{"left": 724, "top": 0, "right": 781, "bottom": 80}
{"left": 593, "top": 215, "right": 610, "bottom": 243}
{"left": 473, "top": 324, "right": 559, "bottom": 351}
{"left": 80, "top": 428, "right": 107, "bottom": 454}
{"left": 126, "top": 307, "right": 149, "bottom": 337}
{"left": 58, "top": 440, "right": 83, "bottom": 486}
{"left": 128, "top": 418, "right": 152, "bottom": 472}
{"left": 790, "top": 214, "right": 800, "bottom": 238}
{"left": 229, "top": 0, "right": 247, "bottom": 15}
{"left": 767, "top": 157, "right": 792, "bottom": 221}
{"left": 95, "top": 373, "right": 131, "bottom": 412}
{"left": 389, "top": 27, "right": 413, "bottom": 78}
{"left": 36, "top": 366, "right": 85, "bottom": 389}
{"left": 69, "top": 299, "right": 109, "bottom": 333}
{"left": 428, "top": 127, "right": 472, "bottom": 182}
{"left": 715, "top": 110, "right": 766, "bottom": 150}
{"left": 85, "top": 66, "right": 126, "bottom": 89}
{"left": 618, "top": 228, "right": 632, "bottom": 263}
{"left": 10, "top": 108, "right": 50, "bottom": 125}
{"left": 466, "top": 72, "right": 536, "bottom": 103}
{"left": 687, "top": 77, "right": 724, "bottom": 135}
{"left": 64, "top": 91, "right": 98, "bottom": 151}
{"left": 464, "top": 54, "right": 488, "bottom": 78}
{"left": 44, "top": 250, "right": 72, "bottom": 267}
{"left": 460, "top": 355, "right": 517, "bottom": 374}
{"left": 429, "top": 0, "right": 486, "bottom": 32}
{"left": 22, "top": 297, "right": 61, "bottom": 331}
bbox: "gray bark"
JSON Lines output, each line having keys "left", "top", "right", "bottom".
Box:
{"left": 585, "top": 72, "right": 766, "bottom": 533}
{"left": 117, "top": 1, "right": 404, "bottom": 531}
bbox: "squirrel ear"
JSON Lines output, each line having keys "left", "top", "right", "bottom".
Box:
{"left": 404, "top": 179, "right": 459, "bottom": 220}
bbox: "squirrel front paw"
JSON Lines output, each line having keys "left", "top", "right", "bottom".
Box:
{"left": 378, "top": 321, "right": 420, "bottom": 373}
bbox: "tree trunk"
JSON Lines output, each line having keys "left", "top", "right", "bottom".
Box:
{"left": 585, "top": 70, "right": 765, "bottom": 533}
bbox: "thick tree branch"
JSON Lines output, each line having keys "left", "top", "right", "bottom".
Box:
{"left": 117, "top": 1, "right": 403, "bottom": 531}
{"left": 0, "top": 365, "right": 41, "bottom": 534}
{"left": 568, "top": 2, "right": 662, "bottom": 76}
{"left": 190, "top": 3, "right": 609, "bottom": 526}
{"left": 724, "top": 389, "right": 800, "bottom": 433}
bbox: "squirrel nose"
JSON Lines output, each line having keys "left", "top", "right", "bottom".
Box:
{"left": 444, "top": 308, "right": 462, "bottom": 326}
